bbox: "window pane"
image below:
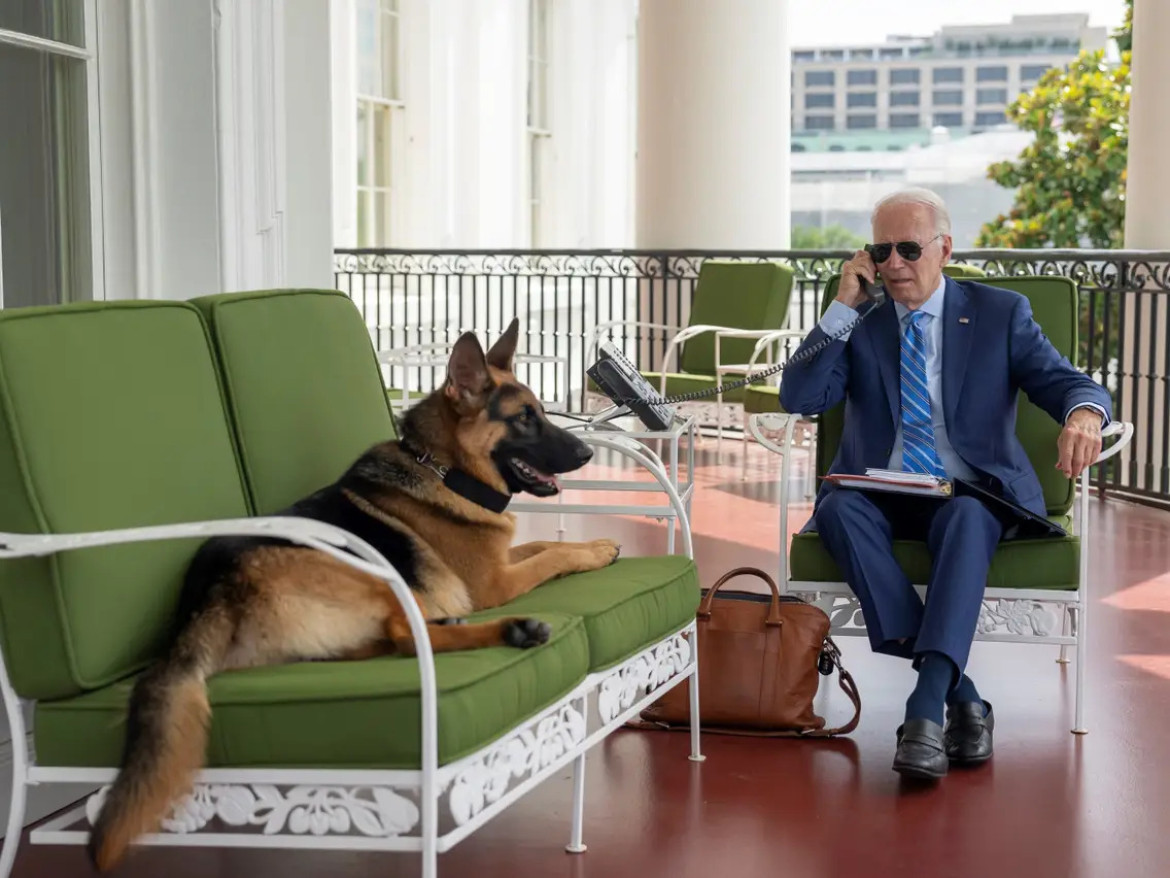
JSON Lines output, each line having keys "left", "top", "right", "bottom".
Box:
{"left": 0, "top": 0, "right": 85, "bottom": 48}
{"left": 375, "top": 190, "right": 391, "bottom": 247}
{"left": 374, "top": 105, "right": 391, "bottom": 188}
{"left": 357, "top": 190, "right": 370, "bottom": 246}
{"left": 357, "top": 102, "right": 370, "bottom": 185}
{"left": 356, "top": 0, "right": 381, "bottom": 96}
{"left": 0, "top": 43, "right": 91, "bottom": 307}
{"left": 382, "top": 6, "right": 399, "bottom": 100}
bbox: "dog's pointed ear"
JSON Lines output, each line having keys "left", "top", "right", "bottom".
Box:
{"left": 485, "top": 318, "right": 520, "bottom": 372}
{"left": 445, "top": 332, "right": 491, "bottom": 409}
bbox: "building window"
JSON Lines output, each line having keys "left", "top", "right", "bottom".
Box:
{"left": 0, "top": 4, "right": 96, "bottom": 307}
{"left": 847, "top": 114, "right": 877, "bottom": 130}
{"left": 976, "top": 66, "right": 1008, "bottom": 82}
{"left": 793, "top": 50, "right": 815, "bottom": 63}
{"left": 933, "top": 112, "right": 963, "bottom": 127}
{"left": 355, "top": 0, "right": 404, "bottom": 247}
{"left": 932, "top": 89, "right": 963, "bottom": 106}
{"left": 890, "top": 68, "right": 920, "bottom": 85}
{"left": 932, "top": 67, "right": 963, "bottom": 84}
{"left": 847, "top": 69, "right": 877, "bottom": 86}
{"left": 805, "top": 93, "right": 834, "bottom": 109}
{"left": 880, "top": 47, "right": 905, "bottom": 60}
{"left": 527, "top": 0, "right": 551, "bottom": 247}
{"left": 804, "top": 70, "right": 835, "bottom": 87}
{"left": 890, "top": 91, "right": 920, "bottom": 107}
{"left": 847, "top": 92, "right": 876, "bottom": 108}
{"left": 804, "top": 115, "right": 835, "bottom": 131}
{"left": 975, "top": 111, "right": 1007, "bottom": 126}
{"left": 977, "top": 88, "right": 1008, "bottom": 105}
{"left": 1020, "top": 63, "right": 1051, "bottom": 82}
{"left": 889, "top": 113, "right": 921, "bottom": 129}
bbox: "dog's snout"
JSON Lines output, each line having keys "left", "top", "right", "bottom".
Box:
{"left": 573, "top": 442, "right": 594, "bottom": 467}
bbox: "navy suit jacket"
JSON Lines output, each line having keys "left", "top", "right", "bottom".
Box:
{"left": 779, "top": 277, "right": 1113, "bottom": 519}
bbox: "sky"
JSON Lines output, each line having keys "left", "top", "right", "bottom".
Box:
{"left": 789, "top": 0, "right": 1128, "bottom": 48}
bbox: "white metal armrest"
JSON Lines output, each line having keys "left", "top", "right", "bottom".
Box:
{"left": 1094, "top": 420, "right": 1134, "bottom": 464}
{"left": 0, "top": 514, "right": 440, "bottom": 798}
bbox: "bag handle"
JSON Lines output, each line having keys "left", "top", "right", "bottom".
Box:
{"left": 800, "top": 636, "right": 861, "bottom": 738}
{"left": 700, "top": 566, "right": 783, "bottom": 627}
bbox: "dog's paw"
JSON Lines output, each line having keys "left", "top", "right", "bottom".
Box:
{"left": 589, "top": 539, "right": 621, "bottom": 567}
{"left": 502, "top": 617, "right": 552, "bottom": 649}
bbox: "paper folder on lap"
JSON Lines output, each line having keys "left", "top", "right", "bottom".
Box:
{"left": 822, "top": 469, "right": 954, "bottom": 497}
{"left": 821, "top": 468, "right": 1067, "bottom": 539}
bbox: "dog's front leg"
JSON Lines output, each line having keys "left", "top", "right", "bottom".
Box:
{"left": 490, "top": 539, "right": 620, "bottom": 603}
{"left": 508, "top": 539, "right": 613, "bottom": 563}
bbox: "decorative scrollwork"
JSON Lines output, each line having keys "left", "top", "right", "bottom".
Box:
{"left": 447, "top": 703, "right": 587, "bottom": 826}
{"left": 596, "top": 630, "right": 693, "bottom": 724}
{"left": 976, "top": 599, "right": 1061, "bottom": 638}
{"left": 85, "top": 783, "right": 420, "bottom": 837}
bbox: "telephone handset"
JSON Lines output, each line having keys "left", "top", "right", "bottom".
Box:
{"left": 862, "top": 277, "right": 887, "bottom": 304}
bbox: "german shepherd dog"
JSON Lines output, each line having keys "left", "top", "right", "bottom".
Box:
{"left": 87, "top": 318, "right": 620, "bottom": 870}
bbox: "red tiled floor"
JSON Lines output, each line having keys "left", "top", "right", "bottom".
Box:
{"left": 11, "top": 437, "right": 1170, "bottom": 878}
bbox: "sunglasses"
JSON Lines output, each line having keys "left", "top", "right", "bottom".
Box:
{"left": 864, "top": 234, "right": 942, "bottom": 263}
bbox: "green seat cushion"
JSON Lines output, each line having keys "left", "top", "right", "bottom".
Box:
{"left": 191, "top": 289, "right": 395, "bottom": 514}
{"left": 35, "top": 611, "right": 588, "bottom": 770}
{"left": 790, "top": 522, "right": 1079, "bottom": 590}
{"left": 492, "top": 556, "right": 700, "bottom": 671}
{"left": 744, "top": 385, "right": 782, "bottom": 414}
{"left": 678, "top": 261, "right": 794, "bottom": 375}
{"left": 0, "top": 302, "right": 251, "bottom": 701}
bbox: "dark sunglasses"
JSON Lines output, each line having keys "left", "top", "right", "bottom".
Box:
{"left": 865, "top": 234, "right": 942, "bottom": 263}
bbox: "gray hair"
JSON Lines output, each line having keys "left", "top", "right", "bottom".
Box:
{"left": 872, "top": 187, "right": 952, "bottom": 237}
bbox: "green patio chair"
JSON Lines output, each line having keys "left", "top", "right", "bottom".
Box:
{"left": 747, "top": 272, "right": 1133, "bottom": 735}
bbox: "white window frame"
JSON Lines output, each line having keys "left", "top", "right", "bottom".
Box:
{"left": 526, "top": 0, "right": 551, "bottom": 248}
{"left": 355, "top": 0, "right": 405, "bottom": 248}
{"left": 0, "top": 0, "right": 105, "bottom": 306}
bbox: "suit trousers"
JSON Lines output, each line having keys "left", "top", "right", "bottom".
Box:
{"left": 812, "top": 488, "right": 1004, "bottom": 672}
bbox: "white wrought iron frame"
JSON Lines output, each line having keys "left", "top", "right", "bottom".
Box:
{"left": 583, "top": 320, "right": 797, "bottom": 456}
{"left": 0, "top": 436, "right": 702, "bottom": 878}
{"left": 748, "top": 411, "right": 1135, "bottom": 736}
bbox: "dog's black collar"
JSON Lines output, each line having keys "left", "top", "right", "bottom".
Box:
{"left": 402, "top": 440, "right": 511, "bottom": 514}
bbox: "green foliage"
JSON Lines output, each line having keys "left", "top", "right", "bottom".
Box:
{"left": 791, "top": 223, "right": 867, "bottom": 250}
{"left": 975, "top": 0, "right": 1132, "bottom": 248}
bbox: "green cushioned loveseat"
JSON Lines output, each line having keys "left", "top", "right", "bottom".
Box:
{"left": 0, "top": 289, "right": 702, "bottom": 876}
{"left": 746, "top": 272, "right": 1132, "bottom": 737}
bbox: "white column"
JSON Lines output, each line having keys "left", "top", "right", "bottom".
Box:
{"left": 635, "top": 0, "right": 791, "bottom": 250}
{"left": 1124, "top": 0, "right": 1170, "bottom": 248}
{"left": 1121, "top": 1, "right": 1168, "bottom": 495}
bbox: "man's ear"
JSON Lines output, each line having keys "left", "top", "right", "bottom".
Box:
{"left": 445, "top": 332, "right": 491, "bottom": 409}
{"left": 485, "top": 317, "right": 520, "bottom": 372}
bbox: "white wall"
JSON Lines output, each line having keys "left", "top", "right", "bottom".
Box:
{"left": 331, "top": 0, "right": 639, "bottom": 250}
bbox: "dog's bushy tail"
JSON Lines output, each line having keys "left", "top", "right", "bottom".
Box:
{"left": 87, "top": 604, "right": 233, "bottom": 872}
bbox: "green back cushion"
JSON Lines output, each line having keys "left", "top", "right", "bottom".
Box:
{"left": 191, "top": 290, "right": 396, "bottom": 514}
{"left": 679, "top": 261, "right": 794, "bottom": 374}
{"left": 814, "top": 273, "right": 1079, "bottom": 515}
{"left": 0, "top": 302, "right": 250, "bottom": 700}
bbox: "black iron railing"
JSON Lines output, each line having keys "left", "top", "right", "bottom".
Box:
{"left": 333, "top": 248, "right": 1170, "bottom": 509}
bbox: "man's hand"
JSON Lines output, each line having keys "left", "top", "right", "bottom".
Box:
{"left": 836, "top": 250, "right": 878, "bottom": 310}
{"left": 1056, "top": 407, "right": 1103, "bottom": 479}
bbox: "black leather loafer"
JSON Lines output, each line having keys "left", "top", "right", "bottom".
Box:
{"left": 892, "top": 718, "right": 948, "bottom": 780}
{"left": 944, "top": 700, "right": 994, "bottom": 764}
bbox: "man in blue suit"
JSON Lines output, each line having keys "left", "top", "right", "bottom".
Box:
{"left": 779, "top": 188, "right": 1111, "bottom": 780}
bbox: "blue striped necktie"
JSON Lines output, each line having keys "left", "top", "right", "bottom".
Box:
{"left": 900, "top": 311, "right": 947, "bottom": 478}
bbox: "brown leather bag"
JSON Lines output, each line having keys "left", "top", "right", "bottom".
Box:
{"left": 634, "top": 567, "right": 861, "bottom": 737}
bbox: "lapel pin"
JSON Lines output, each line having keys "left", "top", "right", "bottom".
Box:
{"left": 958, "top": 317, "right": 970, "bottom": 324}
